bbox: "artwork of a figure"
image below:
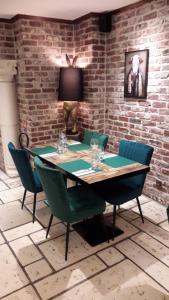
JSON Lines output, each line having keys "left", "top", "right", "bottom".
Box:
{"left": 127, "top": 55, "right": 143, "bottom": 97}
{"left": 124, "top": 49, "right": 149, "bottom": 99}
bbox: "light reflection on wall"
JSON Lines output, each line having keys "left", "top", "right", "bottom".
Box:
{"left": 49, "top": 55, "right": 92, "bottom": 68}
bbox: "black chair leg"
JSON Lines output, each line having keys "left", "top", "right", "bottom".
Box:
{"left": 65, "top": 223, "right": 70, "bottom": 261}
{"left": 33, "top": 193, "right": 37, "bottom": 223}
{"left": 46, "top": 214, "right": 53, "bottom": 238}
{"left": 21, "top": 189, "right": 27, "bottom": 209}
{"left": 136, "top": 197, "right": 144, "bottom": 223}
{"left": 112, "top": 205, "right": 117, "bottom": 240}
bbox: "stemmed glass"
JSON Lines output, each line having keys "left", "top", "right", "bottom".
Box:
{"left": 90, "top": 138, "right": 99, "bottom": 150}
{"left": 90, "top": 138, "right": 103, "bottom": 171}
{"left": 97, "top": 146, "right": 104, "bottom": 162}
{"left": 58, "top": 130, "right": 67, "bottom": 153}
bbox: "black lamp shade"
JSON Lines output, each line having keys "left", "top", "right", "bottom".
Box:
{"left": 58, "top": 67, "right": 83, "bottom": 101}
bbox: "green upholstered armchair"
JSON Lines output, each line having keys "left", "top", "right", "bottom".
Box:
{"left": 93, "top": 140, "right": 154, "bottom": 238}
{"left": 34, "top": 157, "right": 106, "bottom": 260}
{"left": 8, "top": 142, "right": 43, "bottom": 222}
{"left": 83, "top": 130, "right": 108, "bottom": 150}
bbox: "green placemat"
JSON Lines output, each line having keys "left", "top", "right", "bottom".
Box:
{"left": 68, "top": 143, "right": 90, "bottom": 152}
{"left": 103, "top": 155, "right": 136, "bottom": 168}
{"left": 31, "top": 146, "right": 57, "bottom": 156}
{"left": 58, "top": 159, "right": 91, "bottom": 173}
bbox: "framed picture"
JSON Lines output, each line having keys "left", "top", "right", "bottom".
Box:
{"left": 124, "top": 49, "right": 149, "bottom": 99}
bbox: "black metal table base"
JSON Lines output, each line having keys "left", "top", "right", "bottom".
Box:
{"left": 72, "top": 215, "right": 124, "bottom": 247}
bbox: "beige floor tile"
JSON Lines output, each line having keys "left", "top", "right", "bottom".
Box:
{"left": 4, "top": 221, "right": 42, "bottom": 242}
{"left": 116, "top": 239, "right": 169, "bottom": 291}
{"left": 0, "top": 180, "right": 8, "bottom": 191}
{"left": 4, "top": 177, "right": 22, "bottom": 188}
{"left": 132, "top": 201, "right": 167, "bottom": 224}
{"left": 1, "top": 286, "right": 41, "bottom": 300}
{"left": 35, "top": 255, "right": 106, "bottom": 300}
{"left": 0, "top": 232, "right": 5, "bottom": 244}
{"left": 25, "top": 259, "right": 53, "bottom": 282}
{"left": 25, "top": 192, "right": 46, "bottom": 205}
{"left": 39, "top": 217, "right": 138, "bottom": 272}
{"left": 0, "top": 244, "right": 29, "bottom": 298}
{"left": 159, "top": 221, "right": 169, "bottom": 232}
{"left": 0, "top": 201, "right": 32, "bottom": 231}
{"left": 30, "top": 223, "right": 66, "bottom": 244}
{"left": 104, "top": 204, "right": 113, "bottom": 215}
{"left": 54, "top": 259, "right": 169, "bottom": 300}
{"left": 0, "top": 170, "right": 9, "bottom": 180}
{"left": 26, "top": 201, "right": 60, "bottom": 227}
{"left": 0, "top": 186, "right": 27, "bottom": 203}
{"left": 132, "top": 218, "right": 169, "bottom": 248}
{"left": 10, "top": 236, "right": 42, "bottom": 266}
{"left": 118, "top": 199, "right": 137, "bottom": 210}
{"left": 119, "top": 195, "right": 150, "bottom": 211}
{"left": 131, "top": 232, "right": 169, "bottom": 266}
{"left": 103, "top": 204, "right": 123, "bottom": 215}
{"left": 119, "top": 209, "right": 140, "bottom": 221}
{"left": 97, "top": 246, "right": 124, "bottom": 266}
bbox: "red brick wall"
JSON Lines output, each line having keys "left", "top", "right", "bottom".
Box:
{"left": 74, "top": 15, "right": 106, "bottom": 133}
{"left": 13, "top": 17, "right": 74, "bottom": 145}
{"left": 106, "top": 0, "right": 169, "bottom": 205}
{"left": 0, "top": 21, "right": 15, "bottom": 59}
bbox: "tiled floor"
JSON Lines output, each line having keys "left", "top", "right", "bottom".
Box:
{"left": 0, "top": 169, "right": 169, "bottom": 300}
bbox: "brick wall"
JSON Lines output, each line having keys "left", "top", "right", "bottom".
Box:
{"left": 13, "top": 17, "right": 74, "bottom": 145}
{"left": 0, "top": 21, "right": 15, "bottom": 59}
{"left": 74, "top": 15, "right": 106, "bottom": 133}
{"left": 105, "top": 0, "right": 169, "bottom": 205}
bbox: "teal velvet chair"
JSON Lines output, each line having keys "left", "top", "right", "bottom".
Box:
{"left": 34, "top": 156, "right": 106, "bottom": 260}
{"left": 83, "top": 130, "right": 108, "bottom": 149}
{"left": 8, "top": 142, "right": 43, "bottom": 222}
{"left": 93, "top": 140, "right": 154, "bottom": 238}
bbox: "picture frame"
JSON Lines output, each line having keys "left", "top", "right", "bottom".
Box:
{"left": 124, "top": 49, "right": 149, "bottom": 99}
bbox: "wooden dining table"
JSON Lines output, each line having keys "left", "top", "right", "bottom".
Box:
{"left": 27, "top": 140, "right": 149, "bottom": 185}
{"left": 26, "top": 140, "right": 150, "bottom": 246}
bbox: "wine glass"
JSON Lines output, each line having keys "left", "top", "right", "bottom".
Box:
{"left": 59, "top": 130, "right": 65, "bottom": 141}
{"left": 98, "top": 146, "right": 104, "bottom": 162}
{"left": 90, "top": 138, "right": 99, "bottom": 150}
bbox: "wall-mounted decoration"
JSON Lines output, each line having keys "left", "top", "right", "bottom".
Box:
{"left": 58, "top": 55, "right": 83, "bottom": 134}
{"left": 124, "top": 49, "right": 149, "bottom": 99}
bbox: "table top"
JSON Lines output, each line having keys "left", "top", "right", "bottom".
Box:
{"left": 28, "top": 141, "right": 150, "bottom": 185}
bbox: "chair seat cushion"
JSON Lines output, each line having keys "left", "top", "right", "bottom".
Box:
{"left": 93, "top": 178, "right": 142, "bottom": 205}
{"left": 68, "top": 185, "right": 106, "bottom": 223}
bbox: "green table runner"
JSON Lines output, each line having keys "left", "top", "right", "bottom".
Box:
{"left": 103, "top": 155, "right": 136, "bottom": 168}
{"left": 58, "top": 159, "right": 92, "bottom": 173}
{"left": 31, "top": 146, "right": 57, "bottom": 156}
{"left": 68, "top": 144, "right": 90, "bottom": 152}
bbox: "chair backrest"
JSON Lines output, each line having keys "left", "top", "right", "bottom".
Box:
{"left": 34, "top": 157, "right": 72, "bottom": 222}
{"left": 83, "top": 130, "right": 108, "bottom": 149}
{"left": 8, "top": 142, "right": 37, "bottom": 193}
{"left": 119, "top": 140, "right": 154, "bottom": 188}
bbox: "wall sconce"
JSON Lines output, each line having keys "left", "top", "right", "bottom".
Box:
{"left": 58, "top": 55, "right": 83, "bottom": 134}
